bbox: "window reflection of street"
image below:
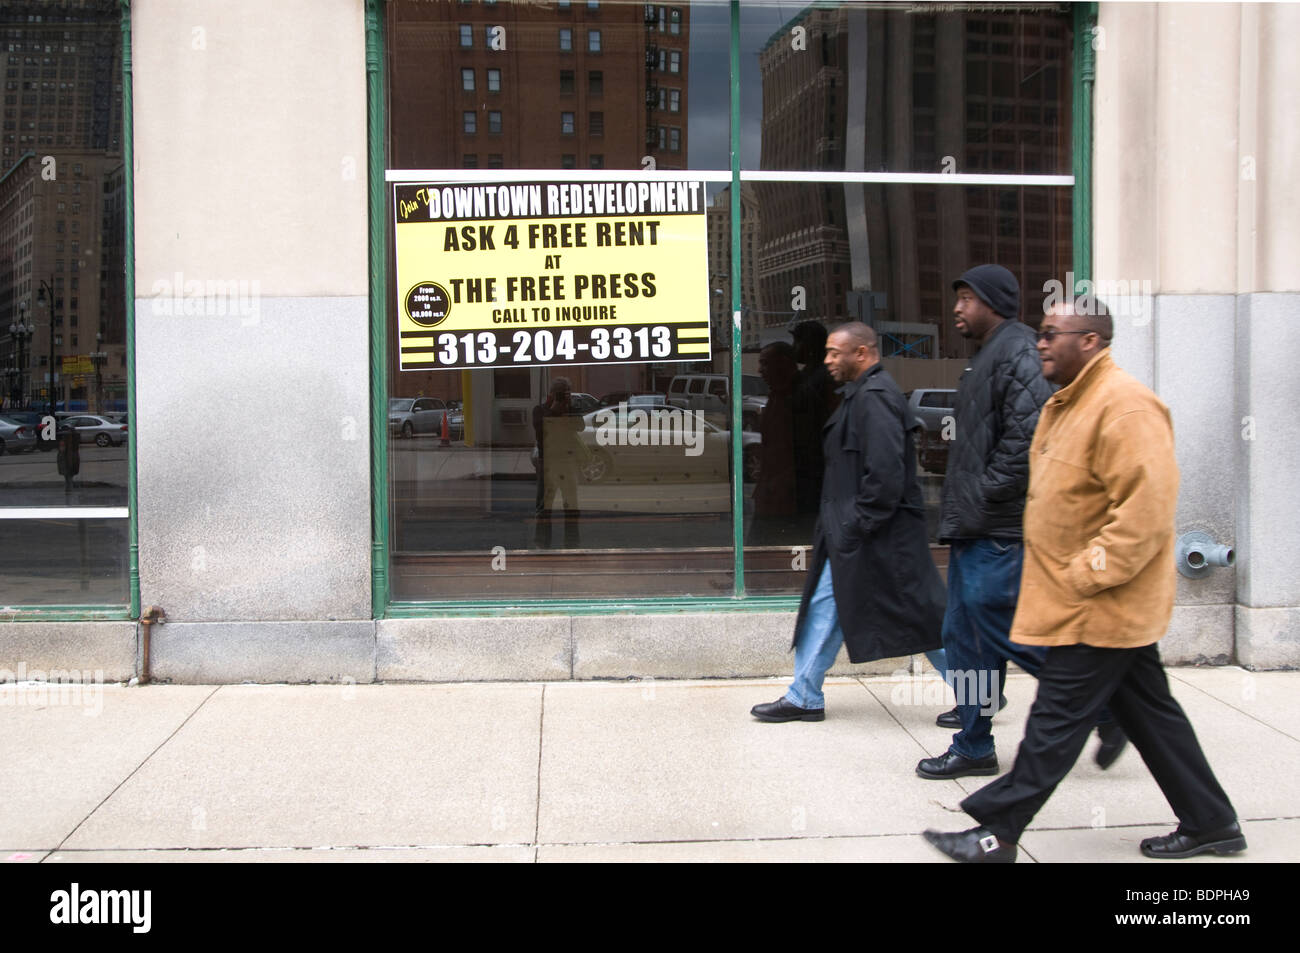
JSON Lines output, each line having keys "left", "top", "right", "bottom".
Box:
{"left": 0, "top": 440, "right": 129, "bottom": 507}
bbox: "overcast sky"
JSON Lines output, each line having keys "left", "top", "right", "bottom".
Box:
{"left": 688, "top": 1, "right": 801, "bottom": 172}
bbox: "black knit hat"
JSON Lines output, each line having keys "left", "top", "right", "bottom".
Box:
{"left": 953, "top": 264, "right": 1020, "bottom": 321}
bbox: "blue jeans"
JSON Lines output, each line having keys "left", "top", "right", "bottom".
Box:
{"left": 942, "top": 538, "right": 1047, "bottom": 759}
{"left": 784, "top": 561, "right": 843, "bottom": 710}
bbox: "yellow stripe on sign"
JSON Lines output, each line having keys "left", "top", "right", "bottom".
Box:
{"left": 677, "top": 343, "right": 711, "bottom": 354}
{"left": 676, "top": 329, "right": 710, "bottom": 340}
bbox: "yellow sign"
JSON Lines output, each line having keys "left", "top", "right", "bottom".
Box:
{"left": 62, "top": 355, "right": 94, "bottom": 374}
{"left": 392, "top": 179, "right": 711, "bottom": 370}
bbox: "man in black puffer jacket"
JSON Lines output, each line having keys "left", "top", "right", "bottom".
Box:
{"left": 917, "top": 265, "right": 1128, "bottom": 780}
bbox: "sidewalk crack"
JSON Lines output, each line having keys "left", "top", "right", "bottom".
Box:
{"left": 45, "top": 685, "right": 222, "bottom": 858}
{"left": 532, "top": 683, "right": 546, "bottom": 858}
{"left": 1167, "top": 669, "right": 1300, "bottom": 745}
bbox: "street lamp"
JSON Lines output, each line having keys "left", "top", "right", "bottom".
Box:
{"left": 36, "top": 277, "right": 57, "bottom": 414}
{"left": 8, "top": 301, "right": 34, "bottom": 408}
{"left": 90, "top": 332, "right": 107, "bottom": 414}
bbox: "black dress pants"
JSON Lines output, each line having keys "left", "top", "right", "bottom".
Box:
{"left": 961, "top": 642, "right": 1237, "bottom": 844}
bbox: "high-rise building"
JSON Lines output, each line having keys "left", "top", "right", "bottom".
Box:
{"left": 388, "top": 1, "right": 689, "bottom": 171}
{"left": 0, "top": 0, "right": 124, "bottom": 411}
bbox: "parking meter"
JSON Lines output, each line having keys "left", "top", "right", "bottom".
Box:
{"left": 57, "top": 426, "right": 81, "bottom": 490}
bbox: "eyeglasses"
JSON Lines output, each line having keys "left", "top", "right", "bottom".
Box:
{"left": 1036, "top": 329, "right": 1093, "bottom": 343}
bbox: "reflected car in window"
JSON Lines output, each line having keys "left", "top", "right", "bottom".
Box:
{"left": 388, "top": 396, "right": 462, "bottom": 440}
{"left": 0, "top": 415, "right": 39, "bottom": 455}
{"left": 61, "top": 414, "right": 129, "bottom": 447}
{"left": 576, "top": 404, "right": 759, "bottom": 486}
{"left": 1, "top": 411, "right": 58, "bottom": 451}
{"left": 906, "top": 389, "right": 957, "bottom": 474}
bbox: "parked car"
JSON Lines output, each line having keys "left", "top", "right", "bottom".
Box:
{"left": 0, "top": 415, "right": 38, "bottom": 455}
{"left": 906, "top": 388, "right": 957, "bottom": 474}
{"left": 388, "top": 397, "right": 462, "bottom": 440}
{"left": 60, "top": 414, "right": 129, "bottom": 447}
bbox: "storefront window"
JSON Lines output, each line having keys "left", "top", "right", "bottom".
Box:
{"left": 383, "top": 0, "right": 1073, "bottom": 605}
{"left": 0, "top": 0, "right": 128, "bottom": 606}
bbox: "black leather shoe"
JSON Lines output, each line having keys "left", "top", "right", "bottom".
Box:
{"left": 916, "top": 749, "right": 999, "bottom": 779}
{"left": 1094, "top": 721, "right": 1129, "bottom": 770}
{"left": 750, "top": 697, "right": 825, "bottom": 722}
{"left": 1140, "top": 823, "right": 1246, "bottom": 859}
{"left": 936, "top": 695, "right": 1008, "bottom": 729}
{"left": 923, "top": 827, "right": 1017, "bottom": 863}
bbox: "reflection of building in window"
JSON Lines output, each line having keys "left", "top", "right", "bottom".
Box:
{"left": 0, "top": 0, "right": 124, "bottom": 413}
{"left": 707, "top": 184, "right": 761, "bottom": 352}
{"left": 755, "top": 5, "right": 1072, "bottom": 358}
{"left": 388, "top": 0, "right": 688, "bottom": 171}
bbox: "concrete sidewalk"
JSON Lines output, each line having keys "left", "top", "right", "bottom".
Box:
{"left": 3, "top": 667, "right": 1296, "bottom": 863}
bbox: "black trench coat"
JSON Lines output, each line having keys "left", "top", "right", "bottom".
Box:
{"left": 792, "top": 362, "right": 945, "bottom": 663}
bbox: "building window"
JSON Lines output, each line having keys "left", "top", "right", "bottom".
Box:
{"left": 588, "top": 70, "right": 603, "bottom": 96}
{"left": 657, "top": 87, "right": 666, "bottom": 110}
{"left": 588, "top": 30, "right": 601, "bottom": 53}
{"left": 669, "top": 127, "right": 680, "bottom": 152}
{"left": 559, "top": 70, "right": 574, "bottom": 95}
{"left": 560, "top": 153, "right": 576, "bottom": 169}
{"left": 669, "top": 50, "right": 681, "bottom": 73}
{"left": 670, "top": 7, "right": 682, "bottom": 34}
{"left": 487, "top": 154, "right": 503, "bottom": 169}
{"left": 463, "top": 111, "right": 476, "bottom": 134}
{"left": 657, "top": 49, "right": 666, "bottom": 72}
{"left": 589, "top": 111, "right": 604, "bottom": 136}
{"left": 487, "top": 68, "right": 501, "bottom": 92}
{"left": 560, "top": 112, "right": 575, "bottom": 135}
{"left": 657, "top": 125, "right": 666, "bottom": 150}
{"left": 461, "top": 68, "right": 474, "bottom": 91}
{"left": 588, "top": 1, "right": 600, "bottom": 9}
{"left": 589, "top": 154, "right": 604, "bottom": 169}
{"left": 559, "top": 28, "right": 572, "bottom": 51}
{"left": 488, "top": 111, "right": 502, "bottom": 134}
{"left": 462, "top": 154, "right": 478, "bottom": 168}
{"left": 459, "top": 24, "right": 472, "bottom": 48}
{"left": 669, "top": 88, "right": 680, "bottom": 112}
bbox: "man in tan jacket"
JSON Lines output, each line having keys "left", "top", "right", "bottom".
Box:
{"left": 923, "top": 296, "right": 1244, "bottom": 863}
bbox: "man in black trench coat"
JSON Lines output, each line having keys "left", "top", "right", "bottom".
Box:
{"left": 752, "top": 322, "right": 945, "bottom": 722}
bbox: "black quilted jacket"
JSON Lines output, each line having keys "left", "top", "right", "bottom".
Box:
{"left": 938, "top": 320, "right": 1055, "bottom": 541}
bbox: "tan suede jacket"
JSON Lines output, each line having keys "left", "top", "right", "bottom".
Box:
{"left": 1010, "top": 349, "right": 1180, "bottom": 648}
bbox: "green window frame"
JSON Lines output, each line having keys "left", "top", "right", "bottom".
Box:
{"left": 365, "top": 0, "right": 1095, "bottom": 619}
